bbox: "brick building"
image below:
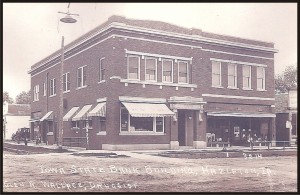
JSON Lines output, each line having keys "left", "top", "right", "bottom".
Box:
{"left": 28, "top": 15, "right": 278, "bottom": 150}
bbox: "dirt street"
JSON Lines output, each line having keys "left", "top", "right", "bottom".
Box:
{"left": 3, "top": 150, "right": 297, "bottom": 192}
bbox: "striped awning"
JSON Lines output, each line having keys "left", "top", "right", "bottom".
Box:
{"left": 29, "top": 118, "right": 40, "bottom": 122}
{"left": 40, "top": 111, "right": 53, "bottom": 121}
{"left": 72, "top": 105, "right": 92, "bottom": 121}
{"left": 122, "top": 102, "right": 175, "bottom": 117}
{"left": 88, "top": 102, "right": 106, "bottom": 117}
{"left": 207, "top": 112, "right": 276, "bottom": 118}
{"left": 63, "top": 106, "right": 79, "bottom": 121}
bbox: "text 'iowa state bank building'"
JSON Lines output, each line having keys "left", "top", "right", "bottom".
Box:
{"left": 28, "top": 15, "right": 278, "bottom": 150}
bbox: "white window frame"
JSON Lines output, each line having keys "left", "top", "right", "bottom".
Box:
{"left": 127, "top": 55, "right": 140, "bottom": 80}
{"left": 145, "top": 57, "right": 157, "bottom": 82}
{"left": 49, "top": 78, "right": 56, "bottom": 97}
{"left": 242, "top": 65, "right": 252, "bottom": 90}
{"left": 212, "top": 61, "right": 222, "bottom": 87}
{"left": 33, "top": 85, "right": 39, "bottom": 101}
{"left": 178, "top": 61, "right": 189, "bottom": 84}
{"left": 43, "top": 82, "right": 46, "bottom": 96}
{"left": 257, "top": 67, "right": 266, "bottom": 91}
{"left": 119, "top": 107, "right": 164, "bottom": 133}
{"left": 227, "top": 63, "right": 237, "bottom": 88}
{"left": 63, "top": 72, "right": 70, "bottom": 93}
{"left": 162, "top": 59, "right": 173, "bottom": 83}
{"left": 77, "top": 65, "right": 87, "bottom": 89}
{"left": 72, "top": 121, "right": 79, "bottom": 129}
{"left": 99, "top": 57, "right": 105, "bottom": 82}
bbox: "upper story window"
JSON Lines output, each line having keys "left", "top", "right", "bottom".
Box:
{"left": 43, "top": 82, "right": 46, "bottom": 96}
{"left": 162, "top": 59, "right": 173, "bottom": 83}
{"left": 127, "top": 56, "right": 140, "bottom": 80}
{"left": 63, "top": 72, "right": 70, "bottom": 92}
{"left": 49, "top": 78, "right": 56, "bottom": 96}
{"left": 212, "top": 61, "right": 222, "bottom": 87}
{"left": 178, "top": 61, "right": 188, "bottom": 84}
{"left": 257, "top": 67, "right": 266, "bottom": 90}
{"left": 145, "top": 57, "right": 157, "bottom": 81}
{"left": 228, "top": 63, "right": 237, "bottom": 88}
{"left": 33, "top": 85, "right": 39, "bottom": 101}
{"left": 99, "top": 58, "right": 105, "bottom": 82}
{"left": 242, "top": 65, "right": 252, "bottom": 89}
{"left": 77, "top": 66, "right": 87, "bottom": 88}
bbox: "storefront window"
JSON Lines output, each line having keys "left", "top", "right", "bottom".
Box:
{"left": 72, "top": 121, "right": 79, "bottom": 128}
{"left": 130, "top": 117, "right": 153, "bottom": 131}
{"left": 121, "top": 108, "right": 129, "bottom": 131}
{"left": 156, "top": 117, "right": 164, "bottom": 132}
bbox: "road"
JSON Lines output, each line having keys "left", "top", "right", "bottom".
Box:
{"left": 3, "top": 149, "right": 297, "bottom": 192}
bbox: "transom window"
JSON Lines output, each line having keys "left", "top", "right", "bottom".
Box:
{"left": 257, "top": 67, "right": 265, "bottom": 90}
{"left": 128, "top": 56, "right": 140, "bottom": 80}
{"left": 99, "top": 58, "right": 105, "bottom": 82}
{"left": 49, "top": 78, "right": 56, "bottom": 96}
{"left": 242, "top": 65, "right": 252, "bottom": 89}
{"left": 63, "top": 72, "right": 70, "bottom": 92}
{"left": 77, "top": 66, "right": 87, "bottom": 88}
{"left": 212, "top": 61, "right": 221, "bottom": 87}
{"left": 178, "top": 61, "right": 188, "bottom": 83}
{"left": 228, "top": 63, "right": 237, "bottom": 88}
{"left": 162, "top": 59, "right": 173, "bottom": 83}
{"left": 145, "top": 58, "right": 157, "bottom": 81}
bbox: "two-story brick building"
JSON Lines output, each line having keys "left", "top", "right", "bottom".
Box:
{"left": 28, "top": 15, "right": 278, "bottom": 150}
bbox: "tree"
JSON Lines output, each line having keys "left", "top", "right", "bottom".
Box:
{"left": 3, "top": 91, "right": 14, "bottom": 103}
{"left": 275, "top": 64, "right": 297, "bottom": 93}
{"left": 15, "top": 90, "right": 31, "bottom": 104}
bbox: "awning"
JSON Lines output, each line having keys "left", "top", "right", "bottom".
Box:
{"left": 63, "top": 106, "right": 80, "bottom": 121}
{"left": 40, "top": 111, "right": 53, "bottom": 121}
{"left": 87, "top": 102, "right": 106, "bottom": 117}
{"left": 122, "top": 102, "right": 175, "bottom": 117}
{"left": 72, "top": 105, "right": 93, "bottom": 121}
{"left": 29, "top": 118, "right": 40, "bottom": 122}
{"left": 207, "top": 112, "right": 276, "bottom": 118}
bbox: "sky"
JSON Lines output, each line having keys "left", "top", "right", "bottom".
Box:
{"left": 3, "top": 3, "right": 297, "bottom": 100}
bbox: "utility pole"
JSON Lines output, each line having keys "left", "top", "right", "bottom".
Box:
{"left": 58, "top": 36, "right": 64, "bottom": 150}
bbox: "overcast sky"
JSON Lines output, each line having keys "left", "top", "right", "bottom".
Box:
{"left": 3, "top": 3, "right": 297, "bottom": 100}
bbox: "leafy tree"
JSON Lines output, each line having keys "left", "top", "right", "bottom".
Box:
{"left": 275, "top": 64, "right": 297, "bottom": 93}
{"left": 15, "top": 90, "right": 31, "bottom": 104}
{"left": 3, "top": 91, "right": 14, "bottom": 103}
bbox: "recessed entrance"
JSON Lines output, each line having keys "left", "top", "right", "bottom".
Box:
{"left": 178, "top": 110, "right": 186, "bottom": 146}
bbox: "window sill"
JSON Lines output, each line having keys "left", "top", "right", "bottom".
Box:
{"left": 33, "top": 99, "right": 39, "bottom": 102}
{"left": 71, "top": 127, "right": 80, "bottom": 130}
{"left": 242, "top": 88, "right": 253, "bottom": 91}
{"left": 47, "top": 132, "right": 54, "bottom": 136}
{"left": 83, "top": 127, "right": 93, "bottom": 130}
{"left": 76, "top": 85, "right": 88, "bottom": 90}
{"left": 257, "top": 89, "right": 267, "bottom": 91}
{"left": 119, "top": 132, "right": 166, "bottom": 135}
{"left": 212, "top": 86, "right": 223, "bottom": 88}
{"left": 227, "top": 87, "right": 239, "bottom": 90}
{"left": 96, "top": 131, "right": 107, "bottom": 135}
{"left": 98, "top": 80, "right": 106, "bottom": 84}
{"left": 63, "top": 90, "right": 70, "bottom": 94}
{"left": 49, "top": 94, "right": 56, "bottom": 98}
{"left": 120, "top": 79, "right": 197, "bottom": 88}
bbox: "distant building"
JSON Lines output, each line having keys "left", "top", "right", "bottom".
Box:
{"left": 28, "top": 15, "right": 277, "bottom": 150}
{"left": 275, "top": 88, "right": 297, "bottom": 146}
{"left": 3, "top": 101, "right": 30, "bottom": 140}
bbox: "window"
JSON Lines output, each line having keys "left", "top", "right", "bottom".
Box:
{"left": 83, "top": 120, "right": 93, "bottom": 129}
{"left": 120, "top": 107, "right": 164, "bottom": 133}
{"left": 242, "top": 65, "right": 252, "bottom": 89}
{"left": 49, "top": 78, "right": 56, "bottom": 96}
{"left": 178, "top": 61, "right": 188, "bottom": 83}
{"left": 43, "top": 82, "right": 46, "bottom": 96}
{"left": 72, "top": 121, "right": 79, "bottom": 128}
{"left": 162, "top": 59, "right": 173, "bottom": 83}
{"left": 99, "top": 58, "right": 105, "bottom": 82}
{"left": 77, "top": 66, "right": 87, "bottom": 88}
{"left": 98, "top": 117, "right": 106, "bottom": 132}
{"left": 33, "top": 85, "right": 39, "bottom": 101}
{"left": 257, "top": 67, "right": 265, "bottom": 90}
{"left": 128, "top": 56, "right": 140, "bottom": 80}
{"left": 228, "top": 63, "right": 237, "bottom": 88}
{"left": 63, "top": 72, "right": 70, "bottom": 92}
{"left": 212, "top": 61, "right": 221, "bottom": 87}
{"left": 145, "top": 58, "right": 157, "bottom": 81}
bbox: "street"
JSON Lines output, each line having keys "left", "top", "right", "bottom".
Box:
{"left": 3, "top": 149, "right": 297, "bottom": 192}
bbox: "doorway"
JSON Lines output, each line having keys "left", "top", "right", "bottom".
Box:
{"left": 178, "top": 110, "right": 186, "bottom": 146}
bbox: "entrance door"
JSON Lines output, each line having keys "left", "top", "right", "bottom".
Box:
{"left": 178, "top": 110, "right": 186, "bottom": 146}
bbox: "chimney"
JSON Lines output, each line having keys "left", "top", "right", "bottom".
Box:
{"left": 107, "top": 15, "right": 126, "bottom": 23}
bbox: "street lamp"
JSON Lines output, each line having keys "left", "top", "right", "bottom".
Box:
{"left": 57, "top": 4, "right": 79, "bottom": 150}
